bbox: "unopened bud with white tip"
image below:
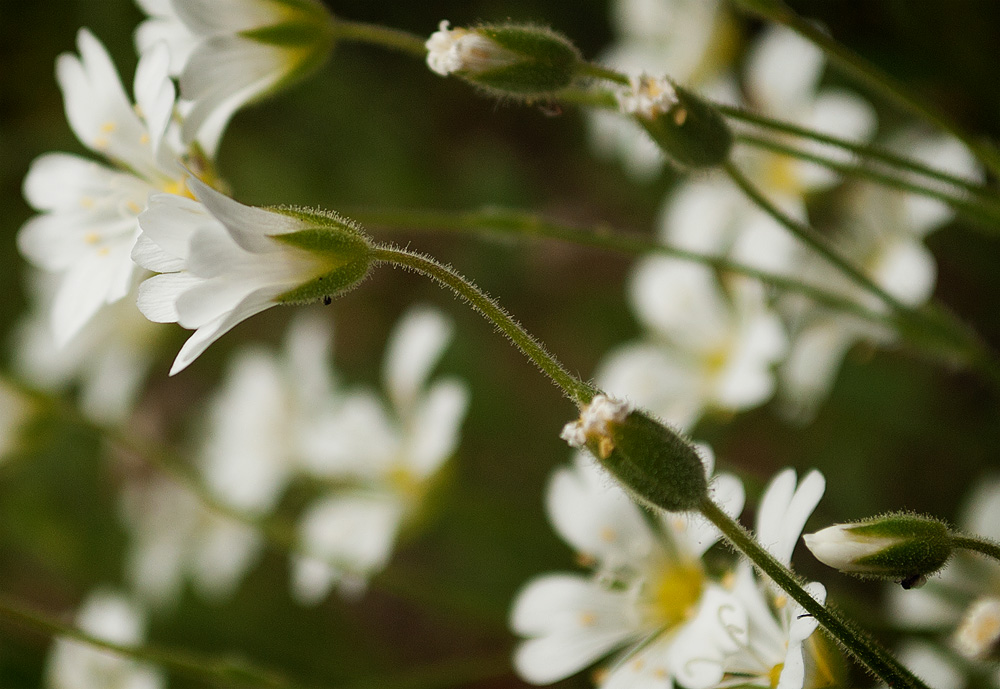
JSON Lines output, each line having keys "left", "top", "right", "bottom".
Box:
{"left": 804, "top": 513, "right": 952, "bottom": 587}
{"left": 562, "top": 394, "right": 708, "bottom": 512}
{"left": 425, "top": 21, "right": 581, "bottom": 99}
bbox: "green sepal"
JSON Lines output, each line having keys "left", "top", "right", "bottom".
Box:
{"left": 592, "top": 411, "right": 708, "bottom": 512}
{"left": 276, "top": 256, "right": 372, "bottom": 304}
{"left": 849, "top": 514, "right": 952, "bottom": 579}
{"left": 462, "top": 24, "right": 580, "bottom": 98}
{"left": 638, "top": 85, "right": 732, "bottom": 169}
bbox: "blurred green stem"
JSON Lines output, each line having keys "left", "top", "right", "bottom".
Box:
{"left": 718, "top": 104, "right": 993, "bottom": 197}
{"left": 727, "top": 0, "right": 1000, "bottom": 178}
{"left": 735, "top": 133, "right": 1000, "bottom": 228}
{"left": 699, "top": 497, "right": 930, "bottom": 689}
{"left": 331, "top": 18, "right": 427, "bottom": 57}
{"left": 0, "top": 595, "right": 307, "bottom": 689}
{"left": 370, "top": 245, "right": 597, "bottom": 406}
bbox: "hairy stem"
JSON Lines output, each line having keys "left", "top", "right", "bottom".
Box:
{"left": 951, "top": 534, "right": 1000, "bottom": 564}
{"left": 699, "top": 497, "right": 930, "bottom": 689}
{"left": 370, "top": 245, "right": 597, "bottom": 405}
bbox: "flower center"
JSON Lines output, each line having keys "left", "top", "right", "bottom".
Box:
{"left": 763, "top": 153, "right": 802, "bottom": 196}
{"left": 768, "top": 663, "right": 784, "bottom": 688}
{"left": 643, "top": 560, "right": 704, "bottom": 629}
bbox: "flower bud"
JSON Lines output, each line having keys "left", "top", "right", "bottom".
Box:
{"left": 618, "top": 74, "right": 732, "bottom": 169}
{"left": 561, "top": 395, "right": 708, "bottom": 512}
{"left": 426, "top": 21, "right": 581, "bottom": 99}
{"left": 803, "top": 513, "right": 952, "bottom": 586}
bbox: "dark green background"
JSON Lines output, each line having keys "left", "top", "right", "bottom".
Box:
{"left": 1, "top": 1, "right": 999, "bottom": 687}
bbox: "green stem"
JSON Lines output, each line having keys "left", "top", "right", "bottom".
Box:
{"left": 0, "top": 595, "right": 509, "bottom": 689}
{"left": 0, "top": 595, "right": 308, "bottom": 689}
{"left": 722, "top": 160, "right": 910, "bottom": 315}
{"left": 369, "top": 244, "right": 597, "bottom": 405}
{"left": 718, "top": 104, "right": 992, "bottom": 197}
{"left": 576, "top": 62, "right": 630, "bottom": 85}
{"left": 331, "top": 18, "right": 427, "bottom": 58}
{"left": 351, "top": 208, "right": 888, "bottom": 324}
{"left": 698, "top": 497, "right": 929, "bottom": 689}
{"left": 951, "top": 534, "right": 1000, "bottom": 564}
{"left": 728, "top": 0, "right": 1000, "bottom": 178}
{"left": 735, "top": 133, "right": 1000, "bottom": 228}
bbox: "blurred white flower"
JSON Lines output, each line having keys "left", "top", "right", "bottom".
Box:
{"left": 46, "top": 591, "right": 165, "bottom": 689}
{"left": 291, "top": 307, "right": 469, "bottom": 602}
{"left": 510, "top": 447, "right": 746, "bottom": 686}
{"left": 122, "top": 477, "right": 264, "bottom": 606}
{"left": 737, "top": 25, "right": 877, "bottom": 212}
{"left": 587, "top": 0, "right": 739, "bottom": 178}
{"left": 18, "top": 30, "right": 193, "bottom": 345}
{"left": 13, "top": 271, "right": 162, "bottom": 423}
{"left": 134, "top": 0, "right": 335, "bottom": 155}
{"left": 777, "top": 131, "right": 981, "bottom": 421}
{"left": 133, "top": 176, "right": 370, "bottom": 374}
{"left": 598, "top": 258, "right": 786, "bottom": 431}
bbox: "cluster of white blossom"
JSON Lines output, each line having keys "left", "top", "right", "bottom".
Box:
{"left": 588, "top": 1, "right": 981, "bottom": 430}
{"left": 512, "top": 453, "right": 832, "bottom": 689}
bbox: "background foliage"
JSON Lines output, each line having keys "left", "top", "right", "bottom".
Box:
{"left": 1, "top": 1, "right": 999, "bottom": 686}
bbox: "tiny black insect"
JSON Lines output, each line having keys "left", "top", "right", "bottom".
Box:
{"left": 323, "top": 295, "right": 332, "bottom": 305}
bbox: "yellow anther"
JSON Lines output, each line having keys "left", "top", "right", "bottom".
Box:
{"left": 579, "top": 612, "right": 597, "bottom": 627}
{"left": 140, "top": 133, "right": 150, "bottom": 145}
{"left": 97, "top": 247, "right": 110, "bottom": 257}
{"left": 100, "top": 121, "right": 117, "bottom": 133}
{"left": 80, "top": 197, "right": 95, "bottom": 209}
{"left": 93, "top": 136, "right": 109, "bottom": 150}
{"left": 84, "top": 232, "right": 101, "bottom": 245}
{"left": 599, "top": 527, "right": 617, "bottom": 543}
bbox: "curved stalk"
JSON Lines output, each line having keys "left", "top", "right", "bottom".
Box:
{"left": 951, "top": 534, "right": 1000, "bottom": 564}
{"left": 370, "top": 244, "right": 597, "bottom": 405}
{"left": 698, "top": 497, "right": 930, "bottom": 689}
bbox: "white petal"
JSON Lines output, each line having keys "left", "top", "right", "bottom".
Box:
{"left": 136, "top": 192, "right": 211, "bottom": 262}
{"left": 546, "top": 457, "right": 655, "bottom": 567}
{"left": 171, "top": 0, "right": 285, "bottom": 36}
{"left": 873, "top": 238, "right": 936, "bottom": 306}
{"left": 179, "top": 36, "right": 287, "bottom": 153}
{"left": 169, "top": 291, "right": 273, "bottom": 374}
{"left": 133, "top": 42, "right": 176, "bottom": 164}
{"left": 746, "top": 26, "right": 823, "bottom": 114}
{"left": 384, "top": 307, "right": 452, "bottom": 413}
{"left": 52, "top": 246, "right": 136, "bottom": 345}
{"left": 404, "top": 380, "right": 469, "bottom": 478}
{"left": 187, "top": 175, "right": 305, "bottom": 251}
{"left": 191, "top": 517, "right": 263, "bottom": 600}
{"left": 511, "top": 574, "right": 634, "bottom": 684}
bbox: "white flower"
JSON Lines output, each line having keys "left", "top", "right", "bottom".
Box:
{"left": 598, "top": 259, "right": 786, "bottom": 431}
{"left": 679, "top": 469, "right": 830, "bottom": 689}
{"left": 45, "top": 591, "right": 165, "bottom": 689}
{"left": 777, "top": 130, "right": 981, "bottom": 421}
{"left": 121, "top": 477, "right": 263, "bottom": 606}
{"left": 14, "top": 271, "right": 161, "bottom": 423}
{"left": 290, "top": 307, "right": 469, "bottom": 602}
{"left": 18, "top": 30, "right": 193, "bottom": 345}
{"left": 135, "top": 0, "right": 335, "bottom": 155}
{"left": 510, "top": 447, "right": 746, "bottom": 686}
{"left": 954, "top": 597, "right": 1000, "bottom": 660}
{"left": 739, "top": 26, "right": 876, "bottom": 207}
{"left": 133, "top": 175, "right": 371, "bottom": 374}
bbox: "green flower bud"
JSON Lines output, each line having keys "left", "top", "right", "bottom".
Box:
{"left": 804, "top": 513, "right": 953, "bottom": 587}
{"left": 618, "top": 74, "right": 732, "bottom": 169}
{"left": 561, "top": 395, "right": 708, "bottom": 512}
{"left": 425, "top": 21, "right": 581, "bottom": 99}
{"left": 270, "top": 207, "right": 373, "bottom": 304}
